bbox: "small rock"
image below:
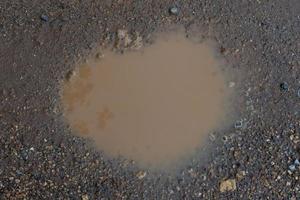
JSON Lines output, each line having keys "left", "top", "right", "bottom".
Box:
{"left": 40, "top": 14, "right": 49, "bottom": 22}
{"left": 280, "top": 82, "right": 288, "bottom": 91}
{"left": 229, "top": 82, "right": 235, "bottom": 88}
{"left": 220, "top": 179, "right": 237, "bottom": 193}
{"left": 289, "top": 164, "right": 296, "bottom": 171}
{"left": 117, "top": 29, "right": 132, "bottom": 47}
{"left": 16, "top": 170, "right": 22, "bottom": 176}
{"left": 209, "top": 133, "right": 216, "bottom": 141}
{"left": 234, "top": 120, "right": 243, "bottom": 129}
{"left": 82, "top": 194, "right": 89, "bottom": 200}
{"left": 236, "top": 170, "right": 246, "bottom": 180}
{"left": 169, "top": 6, "right": 179, "bottom": 15}
{"left": 136, "top": 171, "right": 147, "bottom": 179}
{"left": 220, "top": 46, "right": 226, "bottom": 54}
{"left": 222, "top": 136, "right": 228, "bottom": 142}
{"left": 95, "top": 52, "right": 104, "bottom": 60}
{"left": 294, "top": 159, "right": 300, "bottom": 165}
{"left": 188, "top": 168, "right": 197, "bottom": 178}
{"left": 66, "top": 70, "right": 76, "bottom": 81}
{"left": 297, "top": 89, "right": 300, "bottom": 97}
{"left": 117, "top": 29, "right": 127, "bottom": 39}
{"left": 0, "top": 181, "right": 4, "bottom": 189}
{"left": 132, "top": 33, "right": 143, "bottom": 50}
{"left": 20, "top": 150, "right": 28, "bottom": 160}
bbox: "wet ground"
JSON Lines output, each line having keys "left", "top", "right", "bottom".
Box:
{"left": 1, "top": 0, "right": 300, "bottom": 199}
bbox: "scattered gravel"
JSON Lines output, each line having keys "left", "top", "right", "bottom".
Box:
{"left": 1, "top": 0, "right": 300, "bottom": 199}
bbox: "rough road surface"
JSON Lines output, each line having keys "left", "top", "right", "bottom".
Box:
{"left": 0, "top": 0, "right": 300, "bottom": 199}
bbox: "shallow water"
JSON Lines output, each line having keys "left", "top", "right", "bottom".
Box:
{"left": 62, "top": 33, "right": 231, "bottom": 169}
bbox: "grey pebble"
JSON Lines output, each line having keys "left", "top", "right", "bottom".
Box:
{"left": 16, "top": 170, "right": 22, "bottom": 176}
{"left": 297, "top": 89, "right": 300, "bottom": 97}
{"left": 294, "top": 159, "right": 300, "bottom": 165}
{"left": 169, "top": 6, "right": 179, "bottom": 15}
{"left": 280, "top": 82, "right": 288, "bottom": 91}
{"left": 40, "top": 14, "right": 49, "bottom": 22}
{"left": 234, "top": 120, "right": 243, "bottom": 129}
{"left": 20, "top": 150, "right": 28, "bottom": 160}
{"left": 289, "top": 164, "right": 296, "bottom": 171}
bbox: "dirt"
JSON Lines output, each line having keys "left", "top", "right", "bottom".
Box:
{"left": 0, "top": 0, "right": 300, "bottom": 199}
{"left": 62, "top": 32, "right": 232, "bottom": 170}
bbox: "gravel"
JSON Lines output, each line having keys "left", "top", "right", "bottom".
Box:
{"left": 1, "top": 0, "right": 300, "bottom": 199}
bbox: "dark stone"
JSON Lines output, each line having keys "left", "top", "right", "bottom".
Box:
{"left": 65, "top": 70, "right": 75, "bottom": 81}
{"left": 40, "top": 14, "right": 49, "bottom": 22}
{"left": 220, "top": 46, "right": 226, "bottom": 54}
{"left": 280, "top": 82, "right": 288, "bottom": 91}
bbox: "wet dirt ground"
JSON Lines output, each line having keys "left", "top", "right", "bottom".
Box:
{"left": 0, "top": 0, "right": 300, "bottom": 199}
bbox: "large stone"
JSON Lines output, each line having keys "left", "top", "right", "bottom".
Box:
{"left": 220, "top": 179, "right": 237, "bottom": 193}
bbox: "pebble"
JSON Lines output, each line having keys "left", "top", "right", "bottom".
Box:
{"left": 297, "top": 89, "right": 300, "bottom": 97}
{"left": 234, "top": 120, "right": 243, "bottom": 129}
{"left": 236, "top": 170, "right": 246, "bottom": 180}
{"left": 220, "top": 179, "right": 237, "bottom": 192}
{"left": 209, "top": 133, "right": 216, "bottom": 141}
{"left": 229, "top": 81, "right": 235, "bottom": 88}
{"left": 95, "top": 52, "right": 104, "bottom": 60}
{"left": 289, "top": 164, "right": 296, "bottom": 171}
{"left": 66, "top": 70, "right": 77, "bottom": 81}
{"left": 117, "top": 29, "right": 127, "bottom": 39}
{"left": 40, "top": 14, "right": 49, "bottom": 22}
{"left": 294, "top": 159, "right": 300, "bottom": 165}
{"left": 82, "top": 194, "right": 89, "bottom": 200}
{"left": 136, "top": 171, "right": 147, "bottom": 179}
{"left": 117, "top": 29, "right": 132, "bottom": 47}
{"left": 169, "top": 6, "right": 179, "bottom": 15}
{"left": 20, "top": 150, "right": 28, "bottom": 160}
{"left": 16, "top": 170, "right": 22, "bottom": 176}
{"left": 132, "top": 33, "right": 143, "bottom": 50}
{"left": 280, "top": 82, "right": 288, "bottom": 91}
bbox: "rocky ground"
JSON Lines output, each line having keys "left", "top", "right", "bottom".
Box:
{"left": 0, "top": 0, "right": 300, "bottom": 199}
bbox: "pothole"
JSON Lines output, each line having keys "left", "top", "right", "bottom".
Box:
{"left": 61, "top": 32, "right": 235, "bottom": 169}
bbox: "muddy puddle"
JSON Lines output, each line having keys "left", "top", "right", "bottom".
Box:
{"left": 62, "top": 33, "right": 233, "bottom": 170}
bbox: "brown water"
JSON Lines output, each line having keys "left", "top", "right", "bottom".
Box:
{"left": 62, "top": 33, "right": 231, "bottom": 169}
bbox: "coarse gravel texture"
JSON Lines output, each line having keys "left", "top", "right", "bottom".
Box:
{"left": 1, "top": 0, "right": 300, "bottom": 199}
